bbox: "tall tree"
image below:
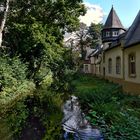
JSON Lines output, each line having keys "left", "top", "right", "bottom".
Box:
{"left": 71, "top": 23, "right": 103, "bottom": 61}
{"left": 75, "top": 22, "right": 90, "bottom": 60}
{"left": 88, "top": 23, "right": 103, "bottom": 48}
{"left": 2, "top": 0, "right": 86, "bottom": 83}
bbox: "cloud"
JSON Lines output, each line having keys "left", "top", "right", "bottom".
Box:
{"left": 79, "top": 2, "right": 105, "bottom": 26}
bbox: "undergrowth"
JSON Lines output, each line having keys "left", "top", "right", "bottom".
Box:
{"left": 73, "top": 74, "right": 140, "bottom": 140}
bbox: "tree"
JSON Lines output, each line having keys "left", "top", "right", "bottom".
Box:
{"left": 2, "top": 0, "right": 86, "bottom": 81}
{"left": 69, "top": 23, "right": 103, "bottom": 61}
{"left": 88, "top": 23, "right": 103, "bottom": 48}
{"left": 0, "top": 1, "right": 87, "bottom": 137}
{"left": 75, "top": 22, "right": 90, "bottom": 60}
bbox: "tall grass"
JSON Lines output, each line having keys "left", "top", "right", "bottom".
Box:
{"left": 72, "top": 74, "right": 140, "bottom": 139}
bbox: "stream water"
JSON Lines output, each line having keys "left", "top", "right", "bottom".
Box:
{"left": 62, "top": 96, "right": 104, "bottom": 140}
{"left": 19, "top": 96, "right": 103, "bottom": 140}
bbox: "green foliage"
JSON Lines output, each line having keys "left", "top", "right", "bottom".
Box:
{"left": 42, "top": 112, "right": 63, "bottom": 140}
{"left": 6, "top": 101, "right": 29, "bottom": 137}
{"left": 1, "top": 0, "right": 86, "bottom": 139}
{"left": 73, "top": 74, "right": 140, "bottom": 139}
{"left": 88, "top": 23, "right": 103, "bottom": 48}
{"left": 73, "top": 23, "right": 103, "bottom": 60}
{"left": 3, "top": 0, "right": 86, "bottom": 79}
{"left": 73, "top": 75, "right": 123, "bottom": 105}
{"left": 0, "top": 119, "right": 12, "bottom": 140}
{"left": 0, "top": 56, "right": 35, "bottom": 112}
{"left": 50, "top": 48, "right": 77, "bottom": 92}
{"left": 0, "top": 99, "right": 30, "bottom": 139}
{"left": 74, "top": 23, "right": 89, "bottom": 60}
{"left": 32, "top": 88, "right": 64, "bottom": 140}
{"left": 0, "top": 56, "right": 35, "bottom": 139}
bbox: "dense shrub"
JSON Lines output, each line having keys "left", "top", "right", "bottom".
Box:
{"left": 0, "top": 56, "right": 35, "bottom": 139}
{"left": 31, "top": 88, "right": 64, "bottom": 140}
{"left": 0, "top": 54, "right": 76, "bottom": 139}
{"left": 0, "top": 57, "right": 35, "bottom": 111}
{"left": 5, "top": 101, "right": 30, "bottom": 137}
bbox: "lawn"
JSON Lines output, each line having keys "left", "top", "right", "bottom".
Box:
{"left": 72, "top": 74, "right": 140, "bottom": 140}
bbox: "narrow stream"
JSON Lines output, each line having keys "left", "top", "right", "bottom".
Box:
{"left": 19, "top": 96, "right": 104, "bottom": 140}
{"left": 62, "top": 96, "right": 104, "bottom": 140}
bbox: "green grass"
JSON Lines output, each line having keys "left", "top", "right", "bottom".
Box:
{"left": 72, "top": 74, "right": 140, "bottom": 140}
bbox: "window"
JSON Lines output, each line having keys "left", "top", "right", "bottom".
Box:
{"left": 106, "top": 31, "right": 110, "bottom": 37}
{"left": 112, "top": 31, "right": 118, "bottom": 36}
{"left": 129, "top": 54, "right": 136, "bottom": 77}
{"left": 103, "top": 53, "right": 105, "bottom": 63}
{"left": 85, "top": 65, "right": 89, "bottom": 73}
{"left": 116, "top": 57, "right": 121, "bottom": 74}
{"left": 108, "top": 58, "right": 112, "bottom": 74}
{"left": 99, "top": 66, "right": 101, "bottom": 73}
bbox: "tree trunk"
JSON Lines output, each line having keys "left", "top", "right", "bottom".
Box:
{"left": 0, "top": 0, "right": 9, "bottom": 47}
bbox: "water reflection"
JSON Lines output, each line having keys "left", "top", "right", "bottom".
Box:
{"left": 62, "top": 96, "right": 104, "bottom": 140}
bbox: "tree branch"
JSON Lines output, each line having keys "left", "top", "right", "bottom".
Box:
{"left": 0, "top": 0, "right": 9, "bottom": 47}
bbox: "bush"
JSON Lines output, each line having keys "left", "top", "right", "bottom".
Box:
{"left": 5, "top": 101, "right": 29, "bottom": 137}
{"left": 0, "top": 57, "right": 35, "bottom": 111}
{"left": 28, "top": 86, "right": 64, "bottom": 140}
{"left": 0, "top": 56, "right": 35, "bottom": 139}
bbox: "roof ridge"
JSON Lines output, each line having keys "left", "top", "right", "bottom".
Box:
{"left": 125, "top": 10, "right": 140, "bottom": 47}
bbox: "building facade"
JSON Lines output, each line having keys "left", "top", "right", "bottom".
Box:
{"left": 83, "top": 7, "right": 140, "bottom": 94}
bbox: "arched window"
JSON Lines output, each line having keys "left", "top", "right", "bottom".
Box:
{"left": 129, "top": 53, "right": 136, "bottom": 77}
{"left": 108, "top": 58, "right": 112, "bottom": 74}
{"left": 116, "top": 57, "right": 121, "bottom": 74}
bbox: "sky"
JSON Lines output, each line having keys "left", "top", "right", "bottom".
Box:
{"left": 80, "top": 0, "right": 140, "bottom": 28}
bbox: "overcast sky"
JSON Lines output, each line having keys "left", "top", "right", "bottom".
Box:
{"left": 80, "top": 0, "right": 140, "bottom": 28}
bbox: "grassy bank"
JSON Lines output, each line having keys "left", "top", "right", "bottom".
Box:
{"left": 72, "top": 74, "right": 140, "bottom": 140}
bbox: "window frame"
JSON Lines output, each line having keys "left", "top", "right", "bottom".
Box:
{"left": 85, "top": 64, "right": 89, "bottom": 73}
{"left": 116, "top": 56, "right": 121, "bottom": 74}
{"left": 108, "top": 58, "right": 112, "bottom": 74}
{"left": 103, "top": 53, "right": 105, "bottom": 63}
{"left": 106, "top": 31, "right": 110, "bottom": 37}
{"left": 112, "top": 31, "right": 118, "bottom": 37}
{"left": 128, "top": 53, "right": 136, "bottom": 78}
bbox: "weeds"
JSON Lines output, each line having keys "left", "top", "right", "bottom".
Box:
{"left": 73, "top": 74, "right": 140, "bottom": 139}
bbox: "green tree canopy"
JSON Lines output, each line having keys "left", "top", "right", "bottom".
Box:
{"left": 70, "top": 22, "right": 103, "bottom": 60}
{"left": 88, "top": 23, "right": 103, "bottom": 48}
{"left": 2, "top": 0, "right": 86, "bottom": 80}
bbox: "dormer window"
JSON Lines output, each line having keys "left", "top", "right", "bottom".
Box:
{"left": 106, "top": 31, "right": 110, "bottom": 37}
{"left": 112, "top": 31, "right": 118, "bottom": 36}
